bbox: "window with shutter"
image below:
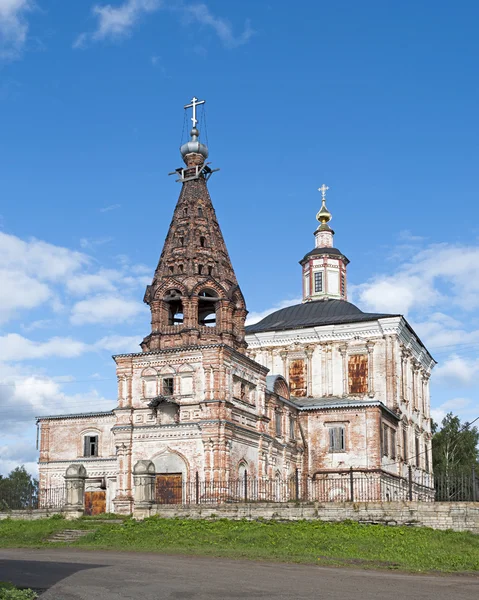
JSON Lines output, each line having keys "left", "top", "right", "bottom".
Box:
{"left": 328, "top": 426, "right": 345, "bottom": 452}
{"left": 275, "top": 412, "right": 282, "bottom": 436}
{"left": 382, "top": 425, "right": 389, "bottom": 457}
{"left": 403, "top": 428, "right": 408, "bottom": 462}
{"left": 83, "top": 435, "right": 98, "bottom": 457}
{"left": 390, "top": 429, "right": 396, "bottom": 459}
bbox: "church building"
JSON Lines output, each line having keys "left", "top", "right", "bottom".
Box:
{"left": 37, "top": 99, "right": 435, "bottom": 513}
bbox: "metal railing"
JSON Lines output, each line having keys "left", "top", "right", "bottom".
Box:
{"left": 0, "top": 486, "right": 65, "bottom": 511}
{"left": 153, "top": 469, "right": 439, "bottom": 506}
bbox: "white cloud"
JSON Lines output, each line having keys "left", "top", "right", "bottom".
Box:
{"left": 0, "top": 231, "right": 89, "bottom": 281}
{"left": 183, "top": 3, "right": 254, "bottom": 48}
{"left": 0, "top": 0, "right": 33, "bottom": 60}
{"left": 100, "top": 204, "right": 121, "bottom": 213}
{"left": 74, "top": 0, "right": 162, "bottom": 47}
{"left": 95, "top": 334, "right": 140, "bottom": 353}
{"left": 246, "top": 297, "right": 301, "bottom": 326}
{"left": 66, "top": 270, "right": 119, "bottom": 296}
{"left": 79, "top": 236, "right": 113, "bottom": 250}
{"left": 70, "top": 295, "right": 146, "bottom": 325}
{"left": 0, "top": 334, "right": 88, "bottom": 362}
{"left": 0, "top": 269, "right": 51, "bottom": 324}
{"left": 434, "top": 355, "right": 479, "bottom": 387}
{"left": 75, "top": 1, "right": 254, "bottom": 49}
{"left": 356, "top": 243, "right": 479, "bottom": 315}
{"left": 431, "top": 397, "right": 475, "bottom": 425}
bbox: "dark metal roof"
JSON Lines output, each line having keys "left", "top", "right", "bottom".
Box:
{"left": 245, "top": 299, "right": 397, "bottom": 334}
{"left": 36, "top": 410, "right": 115, "bottom": 421}
{"left": 300, "top": 247, "right": 350, "bottom": 264}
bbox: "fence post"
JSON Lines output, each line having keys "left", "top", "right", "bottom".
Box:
{"left": 295, "top": 468, "right": 299, "bottom": 501}
{"left": 349, "top": 467, "right": 354, "bottom": 502}
{"left": 244, "top": 470, "right": 248, "bottom": 502}
{"left": 408, "top": 465, "right": 413, "bottom": 501}
{"left": 473, "top": 467, "right": 477, "bottom": 503}
{"left": 195, "top": 471, "right": 199, "bottom": 505}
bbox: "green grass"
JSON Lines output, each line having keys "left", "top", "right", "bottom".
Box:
{"left": 1, "top": 516, "right": 478, "bottom": 573}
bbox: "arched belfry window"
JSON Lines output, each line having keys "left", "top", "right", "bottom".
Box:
{"left": 164, "top": 289, "right": 184, "bottom": 325}
{"left": 198, "top": 289, "right": 218, "bottom": 327}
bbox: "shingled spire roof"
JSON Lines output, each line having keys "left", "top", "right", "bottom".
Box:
{"left": 142, "top": 99, "right": 247, "bottom": 353}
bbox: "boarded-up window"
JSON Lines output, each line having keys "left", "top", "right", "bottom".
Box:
{"left": 348, "top": 354, "right": 368, "bottom": 394}
{"left": 289, "top": 359, "right": 307, "bottom": 397}
{"left": 329, "top": 426, "right": 345, "bottom": 452}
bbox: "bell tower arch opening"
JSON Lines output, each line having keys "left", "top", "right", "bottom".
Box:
{"left": 164, "top": 289, "right": 184, "bottom": 325}
{"left": 198, "top": 289, "right": 218, "bottom": 327}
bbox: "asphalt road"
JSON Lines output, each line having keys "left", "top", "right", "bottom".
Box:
{"left": 0, "top": 548, "right": 477, "bottom": 600}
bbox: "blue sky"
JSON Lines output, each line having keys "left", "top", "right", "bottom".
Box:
{"left": 1, "top": 0, "right": 478, "bottom": 475}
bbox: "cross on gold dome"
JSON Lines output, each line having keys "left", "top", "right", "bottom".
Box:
{"left": 184, "top": 96, "right": 205, "bottom": 128}
{"left": 318, "top": 183, "right": 329, "bottom": 199}
{"left": 316, "top": 184, "right": 332, "bottom": 225}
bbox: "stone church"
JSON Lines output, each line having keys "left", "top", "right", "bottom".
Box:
{"left": 37, "top": 99, "right": 435, "bottom": 514}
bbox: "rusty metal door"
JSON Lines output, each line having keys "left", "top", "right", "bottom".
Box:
{"left": 84, "top": 491, "right": 106, "bottom": 516}
{"left": 348, "top": 354, "right": 368, "bottom": 394}
{"left": 289, "top": 359, "right": 307, "bottom": 397}
{"left": 155, "top": 473, "right": 183, "bottom": 504}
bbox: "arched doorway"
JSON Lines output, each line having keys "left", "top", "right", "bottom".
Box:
{"left": 152, "top": 452, "right": 188, "bottom": 504}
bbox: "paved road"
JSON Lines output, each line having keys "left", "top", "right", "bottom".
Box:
{"left": 0, "top": 548, "right": 477, "bottom": 599}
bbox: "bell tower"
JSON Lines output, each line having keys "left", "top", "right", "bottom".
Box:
{"left": 300, "top": 185, "right": 349, "bottom": 302}
{"left": 142, "top": 97, "right": 247, "bottom": 353}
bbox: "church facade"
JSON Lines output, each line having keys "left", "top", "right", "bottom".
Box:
{"left": 37, "top": 100, "right": 435, "bottom": 513}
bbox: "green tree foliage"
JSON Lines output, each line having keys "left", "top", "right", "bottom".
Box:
{"left": 0, "top": 582, "right": 37, "bottom": 599}
{"left": 432, "top": 413, "right": 479, "bottom": 474}
{"left": 0, "top": 467, "right": 38, "bottom": 510}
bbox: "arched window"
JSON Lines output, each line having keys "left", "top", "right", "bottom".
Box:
{"left": 198, "top": 264, "right": 204, "bottom": 275}
{"left": 207, "top": 265, "right": 213, "bottom": 276}
{"left": 200, "top": 236, "right": 206, "bottom": 248}
{"left": 198, "top": 206, "right": 203, "bottom": 217}
{"left": 198, "top": 289, "right": 218, "bottom": 327}
{"left": 179, "top": 236, "right": 184, "bottom": 247}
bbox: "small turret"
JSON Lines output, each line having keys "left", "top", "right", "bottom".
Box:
{"left": 300, "top": 185, "right": 349, "bottom": 303}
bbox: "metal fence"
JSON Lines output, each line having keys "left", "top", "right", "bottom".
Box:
{"left": 154, "top": 469, "right": 479, "bottom": 505}
{"left": 154, "top": 469, "right": 437, "bottom": 505}
{"left": 435, "top": 470, "right": 479, "bottom": 502}
{"left": 0, "top": 486, "right": 65, "bottom": 511}
{"left": 1, "top": 469, "right": 476, "bottom": 511}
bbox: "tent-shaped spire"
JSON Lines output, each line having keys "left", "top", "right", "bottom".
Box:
{"left": 142, "top": 98, "right": 247, "bottom": 353}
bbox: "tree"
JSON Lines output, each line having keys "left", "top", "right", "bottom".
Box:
{"left": 0, "top": 466, "right": 38, "bottom": 510}
{"left": 432, "top": 413, "right": 479, "bottom": 475}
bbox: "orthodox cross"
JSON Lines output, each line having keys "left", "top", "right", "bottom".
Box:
{"left": 184, "top": 96, "right": 205, "bottom": 128}
{"left": 318, "top": 184, "right": 329, "bottom": 200}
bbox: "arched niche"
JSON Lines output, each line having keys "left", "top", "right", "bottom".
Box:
{"left": 152, "top": 451, "right": 188, "bottom": 478}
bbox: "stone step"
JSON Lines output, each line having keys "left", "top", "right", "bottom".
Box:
{"left": 47, "top": 528, "right": 97, "bottom": 543}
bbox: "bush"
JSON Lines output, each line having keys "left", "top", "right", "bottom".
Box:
{"left": 0, "top": 583, "right": 37, "bottom": 599}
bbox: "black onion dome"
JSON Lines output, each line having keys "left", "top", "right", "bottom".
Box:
{"left": 245, "top": 299, "right": 396, "bottom": 334}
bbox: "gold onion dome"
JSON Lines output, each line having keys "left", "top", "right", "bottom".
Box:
{"left": 316, "top": 199, "right": 332, "bottom": 224}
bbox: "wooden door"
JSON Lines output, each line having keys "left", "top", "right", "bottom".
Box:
{"left": 155, "top": 474, "right": 183, "bottom": 504}
{"left": 84, "top": 491, "right": 106, "bottom": 515}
